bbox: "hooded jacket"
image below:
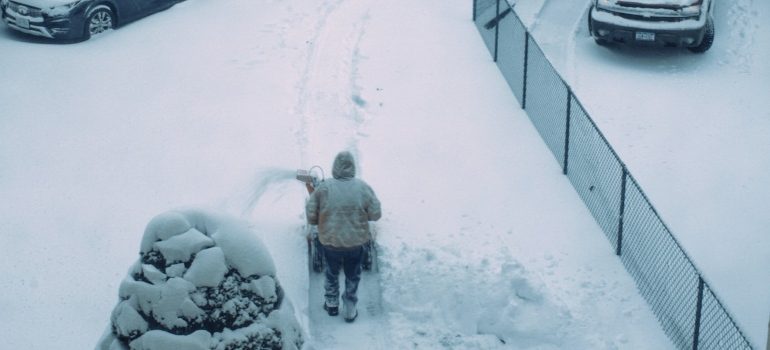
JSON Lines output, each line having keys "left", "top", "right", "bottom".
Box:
{"left": 306, "top": 151, "right": 382, "bottom": 248}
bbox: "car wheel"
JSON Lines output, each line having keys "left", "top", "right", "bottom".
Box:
{"left": 84, "top": 5, "right": 114, "bottom": 40}
{"left": 688, "top": 16, "right": 714, "bottom": 53}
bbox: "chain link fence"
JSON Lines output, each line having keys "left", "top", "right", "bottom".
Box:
{"left": 494, "top": 5, "right": 527, "bottom": 103}
{"left": 567, "top": 96, "right": 624, "bottom": 247}
{"left": 472, "top": 0, "right": 754, "bottom": 349}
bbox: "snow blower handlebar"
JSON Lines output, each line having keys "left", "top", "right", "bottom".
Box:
{"left": 296, "top": 166, "right": 324, "bottom": 194}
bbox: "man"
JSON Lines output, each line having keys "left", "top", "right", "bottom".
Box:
{"left": 305, "top": 151, "right": 381, "bottom": 323}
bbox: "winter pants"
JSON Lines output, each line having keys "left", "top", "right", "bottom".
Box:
{"left": 322, "top": 245, "right": 364, "bottom": 308}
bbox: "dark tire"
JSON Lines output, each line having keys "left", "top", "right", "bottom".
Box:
{"left": 311, "top": 237, "right": 324, "bottom": 273}
{"left": 688, "top": 16, "right": 714, "bottom": 53}
{"left": 362, "top": 241, "right": 375, "bottom": 271}
{"left": 83, "top": 5, "right": 114, "bottom": 40}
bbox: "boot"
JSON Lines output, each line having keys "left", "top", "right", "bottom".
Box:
{"left": 323, "top": 302, "right": 338, "bottom": 316}
{"left": 343, "top": 298, "right": 357, "bottom": 323}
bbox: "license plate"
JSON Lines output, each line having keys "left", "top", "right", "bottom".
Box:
{"left": 16, "top": 17, "right": 30, "bottom": 29}
{"left": 635, "top": 31, "right": 655, "bottom": 41}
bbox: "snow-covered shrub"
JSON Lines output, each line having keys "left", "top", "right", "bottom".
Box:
{"left": 97, "top": 209, "right": 303, "bottom": 350}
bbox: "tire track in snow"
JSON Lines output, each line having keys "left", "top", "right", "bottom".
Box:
{"left": 292, "top": 0, "right": 343, "bottom": 166}
{"left": 290, "top": 0, "right": 388, "bottom": 348}
{"left": 526, "top": 0, "right": 592, "bottom": 84}
{"left": 293, "top": 0, "right": 374, "bottom": 170}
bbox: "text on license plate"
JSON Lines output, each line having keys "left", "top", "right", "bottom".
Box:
{"left": 16, "top": 17, "right": 30, "bottom": 29}
{"left": 635, "top": 31, "right": 655, "bottom": 41}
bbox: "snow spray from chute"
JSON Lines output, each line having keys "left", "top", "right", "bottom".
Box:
{"left": 240, "top": 168, "right": 298, "bottom": 216}
{"left": 240, "top": 167, "right": 326, "bottom": 217}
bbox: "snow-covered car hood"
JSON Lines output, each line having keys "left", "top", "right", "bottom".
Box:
{"left": 597, "top": 0, "right": 707, "bottom": 18}
{"left": 10, "top": 0, "right": 80, "bottom": 9}
{"left": 606, "top": 0, "right": 700, "bottom": 9}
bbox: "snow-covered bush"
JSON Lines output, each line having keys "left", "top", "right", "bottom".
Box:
{"left": 97, "top": 209, "right": 303, "bottom": 350}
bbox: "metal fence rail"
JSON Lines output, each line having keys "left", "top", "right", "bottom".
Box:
{"left": 472, "top": 0, "right": 754, "bottom": 349}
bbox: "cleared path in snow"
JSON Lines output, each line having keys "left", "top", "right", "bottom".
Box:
{"left": 288, "top": 0, "right": 389, "bottom": 347}
{"left": 307, "top": 266, "right": 388, "bottom": 348}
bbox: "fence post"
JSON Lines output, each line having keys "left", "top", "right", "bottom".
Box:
{"left": 522, "top": 31, "right": 529, "bottom": 109}
{"left": 473, "top": 0, "right": 477, "bottom": 21}
{"left": 563, "top": 88, "right": 572, "bottom": 175}
{"left": 693, "top": 276, "right": 705, "bottom": 350}
{"left": 616, "top": 166, "right": 628, "bottom": 256}
{"left": 493, "top": 0, "right": 500, "bottom": 62}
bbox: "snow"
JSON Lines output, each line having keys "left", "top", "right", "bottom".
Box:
{"left": 152, "top": 277, "right": 198, "bottom": 329}
{"left": 111, "top": 300, "right": 149, "bottom": 339}
{"left": 0, "top": 0, "right": 765, "bottom": 349}
{"left": 141, "top": 211, "right": 194, "bottom": 253}
{"left": 183, "top": 247, "right": 227, "bottom": 288}
{"left": 154, "top": 228, "right": 214, "bottom": 264}
{"left": 250, "top": 276, "right": 278, "bottom": 303}
{"left": 598, "top": 0, "right": 703, "bottom": 9}
{"left": 590, "top": 7, "right": 707, "bottom": 31}
{"left": 141, "top": 264, "right": 167, "bottom": 285}
{"left": 129, "top": 330, "right": 211, "bottom": 350}
{"left": 211, "top": 219, "right": 277, "bottom": 278}
{"left": 522, "top": 0, "right": 770, "bottom": 347}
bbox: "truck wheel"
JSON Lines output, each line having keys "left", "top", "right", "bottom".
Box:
{"left": 689, "top": 17, "right": 714, "bottom": 53}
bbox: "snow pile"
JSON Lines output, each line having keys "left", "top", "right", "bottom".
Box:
{"left": 97, "top": 209, "right": 303, "bottom": 350}
{"left": 379, "top": 244, "right": 601, "bottom": 349}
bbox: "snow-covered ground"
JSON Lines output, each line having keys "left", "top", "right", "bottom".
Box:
{"left": 2, "top": 0, "right": 758, "bottom": 348}
{"left": 513, "top": 0, "right": 769, "bottom": 347}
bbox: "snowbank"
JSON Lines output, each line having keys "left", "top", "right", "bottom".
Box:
{"left": 380, "top": 244, "right": 605, "bottom": 349}
{"left": 97, "top": 209, "right": 303, "bottom": 350}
